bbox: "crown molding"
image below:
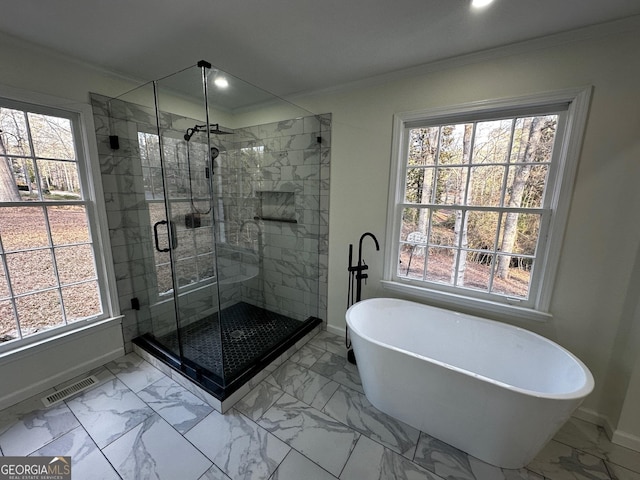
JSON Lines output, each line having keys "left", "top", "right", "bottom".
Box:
{"left": 289, "top": 15, "right": 640, "bottom": 102}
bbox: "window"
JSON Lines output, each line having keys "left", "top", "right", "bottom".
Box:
{"left": 0, "top": 96, "right": 112, "bottom": 349}
{"left": 383, "top": 89, "right": 591, "bottom": 320}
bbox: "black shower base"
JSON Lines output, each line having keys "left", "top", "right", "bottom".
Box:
{"left": 133, "top": 302, "right": 322, "bottom": 401}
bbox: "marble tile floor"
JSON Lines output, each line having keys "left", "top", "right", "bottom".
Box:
{"left": 1, "top": 329, "right": 640, "bottom": 480}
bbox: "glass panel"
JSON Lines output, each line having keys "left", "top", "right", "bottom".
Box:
{"left": 408, "top": 127, "right": 439, "bottom": 166}
{"left": 398, "top": 242, "right": 426, "bottom": 280}
{"left": 462, "top": 250, "right": 492, "bottom": 292}
{"left": 54, "top": 244, "right": 97, "bottom": 285}
{"left": 195, "top": 253, "right": 216, "bottom": 282}
{"left": 15, "top": 290, "right": 64, "bottom": 336}
{"left": 0, "top": 107, "right": 31, "bottom": 156}
{"left": 425, "top": 246, "right": 455, "bottom": 285}
{"left": 0, "top": 157, "right": 38, "bottom": 201}
{"left": 48, "top": 205, "right": 90, "bottom": 244}
{"left": 27, "top": 113, "right": 75, "bottom": 160}
{"left": 437, "top": 124, "right": 471, "bottom": 165}
{"left": 156, "top": 263, "right": 173, "bottom": 296}
{"left": 430, "top": 209, "right": 458, "bottom": 247}
{"left": 472, "top": 119, "right": 512, "bottom": 164}
{"left": 400, "top": 207, "right": 428, "bottom": 242}
{"left": 0, "top": 206, "right": 49, "bottom": 250}
{"left": 466, "top": 211, "right": 500, "bottom": 251}
{"left": 6, "top": 250, "right": 57, "bottom": 295}
{"left": 433, "top": 167, "right": 467, "bottom": 205}
{"left": 468, "top": 165, "right": 505, "bottom": 207}
{"left": 491, "top": 255, "right": 531, "bottom": 299}
{"left": 509, "top": 115, "right": 557, "bottom": 165}
{"left": 62, "top": 281, "right": 102, "bottom": 321}
{"left": 0, "top": 300, "right": 19, "bottom": 342}
{"left": 36, "top": 160, "right": 81, "bottom": 200}
{"left": 405, "top": 168, "right": 434, "bottom": 204}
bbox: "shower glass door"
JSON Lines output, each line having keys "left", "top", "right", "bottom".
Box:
{"left": 152, "top": 64, "right": 225, "bottom": 382}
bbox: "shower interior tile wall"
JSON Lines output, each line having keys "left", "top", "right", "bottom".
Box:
{"left": 90, "top": 93, "right": 330, "bottom": 352}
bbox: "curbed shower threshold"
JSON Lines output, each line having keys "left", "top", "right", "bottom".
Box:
{"left": 133, "top": 309, "right": 323, "bottom": 413}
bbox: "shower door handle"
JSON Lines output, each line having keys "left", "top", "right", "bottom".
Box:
{"left": 153, "top": 220, "right": 178, "bottom": 252}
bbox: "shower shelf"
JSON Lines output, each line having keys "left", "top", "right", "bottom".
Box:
{"left": 253, "top": 216, "right": 298, "bottom": 223}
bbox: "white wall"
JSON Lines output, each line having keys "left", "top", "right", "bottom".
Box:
{"left": 1, "top": 19, "right": 640, "bottom": 446}
{"left": 296, "top": 18, "right": 640, "bottom": 445}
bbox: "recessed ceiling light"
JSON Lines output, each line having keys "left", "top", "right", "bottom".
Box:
{"left": 214, "top": 77, "right": 229, "bottom": 89}
{"left": 472, "top": 0, "right": 494, "bottom": 8}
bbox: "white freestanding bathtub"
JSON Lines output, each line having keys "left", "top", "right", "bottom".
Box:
{"left": 346, "top": 298, "right": 594, "bottom": 469}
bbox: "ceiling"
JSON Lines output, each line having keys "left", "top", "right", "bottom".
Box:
{"left": 1, "top": 0, "right": 639, "bottom": 102}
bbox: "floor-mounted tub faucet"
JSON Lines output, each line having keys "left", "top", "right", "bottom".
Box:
{"left": 351, "top": 232, "right": 380, "bottom": 303}
{"left": 346, "top": 232, "right": 380, "bottom": 364}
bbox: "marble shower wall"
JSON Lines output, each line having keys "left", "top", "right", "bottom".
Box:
{"left": 222, "top": 115, "right": 331, "bottom": 322}
{"left": 89, "top": 92, "right": 330, "bottom": 352}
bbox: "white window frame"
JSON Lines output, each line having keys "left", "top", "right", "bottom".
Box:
{"left": 383, "top": 87, "right": 592, "bottom": 322}
{"left": 0, "top": 84, "right": 119, "bottom": 353}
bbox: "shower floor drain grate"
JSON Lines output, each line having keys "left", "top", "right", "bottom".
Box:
{"left": 42, "top": 375, "right": 98, "bottom": 407}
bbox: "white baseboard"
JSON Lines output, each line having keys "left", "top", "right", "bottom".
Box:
{"left": 0, "top": 319, "right": 124, "bottom": 410}
{"left": 0, "top": 348, "right": 123, "bottom": 410}
{"left": 326, "top": 323, "right": 345, "bottom": 338}
{"left": 611, "top": 430, "right": 640, "bottom": 452}
{"left": 566, "top": 406, "right": 640, "bottom": 453}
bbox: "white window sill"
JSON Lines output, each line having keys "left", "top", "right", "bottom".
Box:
{"left": 380, "top": 280, "right": 552, "bottom": 324}
{"left": 0, "top": 316, "right": 124, "bottom": 360}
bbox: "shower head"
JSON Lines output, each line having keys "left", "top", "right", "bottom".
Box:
{"left": 211, "top": 147, "right": 220, "bottom": 160}
{"left": 183, "top": 124, "right": 233, "bottom": 142}
{"left": 209, "top": 124, "right": 234, "bottom": 135}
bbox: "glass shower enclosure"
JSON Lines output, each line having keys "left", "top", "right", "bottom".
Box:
{"left": 97, "top": 61, "right": 328, "bottom": 401}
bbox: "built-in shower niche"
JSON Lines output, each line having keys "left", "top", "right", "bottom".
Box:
{"left": 256, "top": 190, "right": 297, "bottom": 223}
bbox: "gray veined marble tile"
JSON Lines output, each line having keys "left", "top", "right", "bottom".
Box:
{"left": 527, "top": 439, "right": 612, "bottom": 480}
{"left": 323, "top": 385, "right": 420, "bottom": 459}
{"left": 272, "top": 449, "right": 338, "bottom": 480}
{"left": 309, "top": 351, "right": 364, "bottom": 394}
{"left": 468, "top": 456, "right": 546, "bottom": 480}
{"left": 65, "top": 378, "right": 154, "bottom": 448}
{"left": 199, "top": 464, "right": 232, "bottom": 480}
{"left": 554, "top": 417, "right": 640, "bottom": 475}
{"left": 30, "top": 426, "right": 120, "bottom": 480}
{"left": 289, "top": 343, "right": 326, "bottom": 368}
{"left": 235, "top": 381, "right": 285, "bottom": 422}
{"left": 341, "top": 435, "right": 444, "bottom": 480}
{"left": 258, "top": 393, "right": 360, "bottom": 477}
{"left": 137, "top": 376, "right": 214, "bottom": 434}
{"left": 267, "top": 360, "right": 340, "bottom": 410}
{"left": 0, "top": 390, "right": 80, "bottom": 456}
{"left": 308, "top": 330, "right": 346, "bottom": 357}
{"left": 103, "top": 413, "right": 212, "bottom": 480}
{"left": 106, "top": 352, "right": 167, "bottom": 393}
{"left": 185, "top": 409, "right": 290, "bottom": 480}
{"left": 606, "top": 462, "right": 640, "bottom": 480}
{"left": 413, "top": 431, "right": 478, "bottom": 479}
{"left": 414, "top": 432, "right": 546, "bottom": 480}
